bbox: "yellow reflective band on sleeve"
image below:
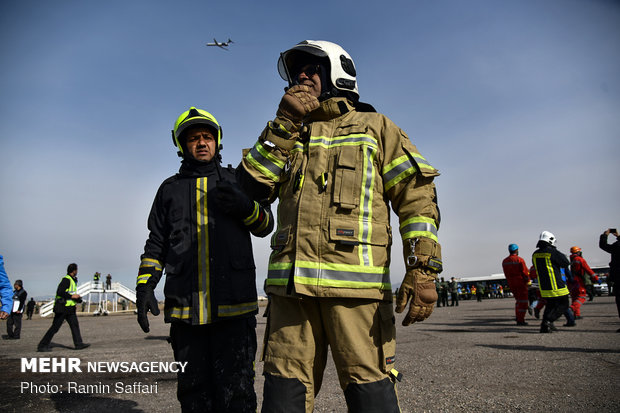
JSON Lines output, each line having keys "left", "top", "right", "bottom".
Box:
{"left": 383, "top": 154, "right": 417, "bottom": 191}
{"left": 413, "top": 153, "right": 435, "bottom": 173}
{"left": 383, "top": 152, "right": 435, "bottom": 191}
{"left": 268, "top": 120, "right": 293, "bottom": 138}
{"left": 291, "top": 141, "right": 305, "bottom": 153}
{"left": 243, "top": 202, "right": 260, "bottom": 226}
{"left": 165, "top": 306, "right": 192, "bottom": 320}
{"left": 139, "top": 258, "right": 162, "bottom": 270}
{"left": 136, "top": 274, "right": 151, "bottom": 285}
{"left": 218, "top": 301, "right": 258, "bottom": 317}
{"left": 400, "top": 217, "right": 438, "bottom": 242}
{"left": 266, "top": 262, "right": 293, "bottom": 286}
{"left": 254, "top": 210, "right": 271, "bottom": 233}
{"left": 246, "top": 141, "right": 286, "bottom": 183}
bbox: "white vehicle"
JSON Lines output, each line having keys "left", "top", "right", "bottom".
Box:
{"left": 591, "top": 266, "right": 611, "bottom": 296}
{"left": 594, "top": 283, "right": 609, "bottom": 296}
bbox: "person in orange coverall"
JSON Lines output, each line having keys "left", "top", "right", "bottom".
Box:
{"left": 569, "top": 246, "right": 594, "bottom": 319}
{"left": 502, "top": 244, "right": 530, "bottom": 325}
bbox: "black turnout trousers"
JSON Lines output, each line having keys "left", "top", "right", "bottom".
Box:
{"left": 169, "top": 317, "right": 257, "bottom": 413}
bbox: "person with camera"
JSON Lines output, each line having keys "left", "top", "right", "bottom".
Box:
{"left": 599, "top": 228, "right": 620, "bottom": 330}
{"left": 37, "top": 263, "right": 90, "bottom": 351}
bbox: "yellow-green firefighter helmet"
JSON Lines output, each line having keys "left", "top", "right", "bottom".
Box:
{"left": 171, "top": 107, "right": 222, "bottom": 156}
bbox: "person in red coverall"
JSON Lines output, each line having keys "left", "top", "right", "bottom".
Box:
{"left": 569, "top": 246, "right": 594, "bottom": 319}
{"left": 502, "top": 244, "right": 530, "bottom": 325}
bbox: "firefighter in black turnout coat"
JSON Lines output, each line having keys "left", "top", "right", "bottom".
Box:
{"left": 136, "top": 107, "right": 273, "bottom": 413}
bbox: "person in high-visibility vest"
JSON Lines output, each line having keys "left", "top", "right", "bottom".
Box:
{"left": 37, "top": 263, "right": 89, "bottom": 351}
{"left": 532, "top": 231, "right": 575, "bottom": 333}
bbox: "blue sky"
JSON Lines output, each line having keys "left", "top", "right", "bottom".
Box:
{"left": 1, "top": 0, "right": 619, "bottom": 298}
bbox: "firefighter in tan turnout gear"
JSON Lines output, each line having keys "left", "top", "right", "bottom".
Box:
{"left": 239, "top": 40, "right": 442, "bottom": 412}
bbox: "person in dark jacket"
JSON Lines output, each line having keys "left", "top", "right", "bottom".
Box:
{"left": 26, "top": 298, "right": 36, "bottom": 320}
{"left": 136, "top": 107, "right": 273, "bottom": 413}
{"left": 599, "top": 228, "right": 620, "bottom": 330}
{"left": 4, "top": 279, "right": 27, "bottom": 339}
{"left": 449, "top": 277, "right": 459, "bottom": 306}
{"left": 532, "top": 231, "right": 575, "bottom": 333}
{"left": 37, "top": 263, "right": 90, "bottom": 351}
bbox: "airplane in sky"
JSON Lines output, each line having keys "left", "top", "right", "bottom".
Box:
{"left": 206, "top": 38, "right": 234, "bottom": 50}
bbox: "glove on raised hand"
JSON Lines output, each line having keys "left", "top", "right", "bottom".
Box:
{"left": 216, "top": 181, "right": 254, "bottom": 219}
{"left": 395, "top": 269, "right": 437, "bottom": 326}
{"left": 136, "top": 284, "right": 160, "bottom": 333}
{"left": 276, "top": 85, "right": 319, "bottom": 123}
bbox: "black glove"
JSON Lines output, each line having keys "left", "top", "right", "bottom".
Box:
{"left": 136, "top": 284, "right": 160, "bottom": 333}
{"left": 216, "top": 181, "right": 254, "bottom": 219}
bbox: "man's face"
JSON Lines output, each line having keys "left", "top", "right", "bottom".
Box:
{"left": 296, "top": 63, "right": 323, "bottom": 98}
{"left": 184, "top": 127, "right": 217, "bottom": 162}
{"left": 14, "top": 283, "right": 20, "bottom": 290}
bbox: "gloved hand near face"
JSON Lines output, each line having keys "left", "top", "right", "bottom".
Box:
{"left": 276, "top": 85, "right": 319, "bottom": 124}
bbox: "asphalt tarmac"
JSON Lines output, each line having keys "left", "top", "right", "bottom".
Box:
{"left": 1, "top": 295, "right": 618, "bottom": 412}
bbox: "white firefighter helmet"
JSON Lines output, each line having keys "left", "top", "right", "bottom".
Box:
{"left": 539, "top": 231, "right": 556, "bottom": 246}
{"left": 277, "top": 40, "right": 359, "bottom": 101}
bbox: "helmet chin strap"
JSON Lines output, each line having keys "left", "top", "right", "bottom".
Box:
{"left": 318, "top": 87, "right": 338, "bottom": 102}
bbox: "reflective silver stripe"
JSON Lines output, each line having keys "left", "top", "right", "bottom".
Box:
{"left": 296, "top": 266, "right": 390, "bottom": 285}
{"left": 248, "top": 143, "right": 285, "bottom": 181}
{"left": 400, "top": 221, "right": 438, "bottom": 238}
{"left": 266, "top": 268, "right": 291, "bottom": 281}
{"left": 359, "top": 145, "right": 377, "bottom": 266}
{"left": 139, "top": 258, "right": 162, "bottom": 270}
{"left": 413, "top": 153, "right": 435, "bottom": 172}
{"left": 383, "top": 158, "right": 415, "bottom": 189}
{"left": 165, "top": 306, "right": 192, "bottom": 320}
{"left": 309, "top": 134, "right": 378, "bottom": 149}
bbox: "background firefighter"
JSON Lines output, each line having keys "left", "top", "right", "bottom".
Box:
{"left": 532, "top": 231, "right": 575, "bottom": 333}
{"left": 569, "top": 246, "right": 593, "bottom": 319}
{"left": 502, "top": 244, "right": 530, "bottom": 326}
{"left": 238, "top": 40, "right": 442, "bottom": 412}
{"left": 136, "top": 107, "right": 273, "bottom": 413}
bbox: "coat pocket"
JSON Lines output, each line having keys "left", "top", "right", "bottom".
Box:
{"left": 332, "top": 145, "right": 361, "bottom": 210}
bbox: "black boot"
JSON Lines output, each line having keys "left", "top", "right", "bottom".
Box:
{"left": 540, "top": 321, "right": 552, "bottom": 333}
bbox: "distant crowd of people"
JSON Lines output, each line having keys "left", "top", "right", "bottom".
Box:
{"left": 432, "top": 229, "right": 619, "bottom": 335}
{"left": 501, "top": 229, "right": 619, "bottom": 333}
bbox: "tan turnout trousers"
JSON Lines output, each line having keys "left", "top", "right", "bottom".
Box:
{"left": 261, "top": 295, "right": 400, "bottom": 413}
